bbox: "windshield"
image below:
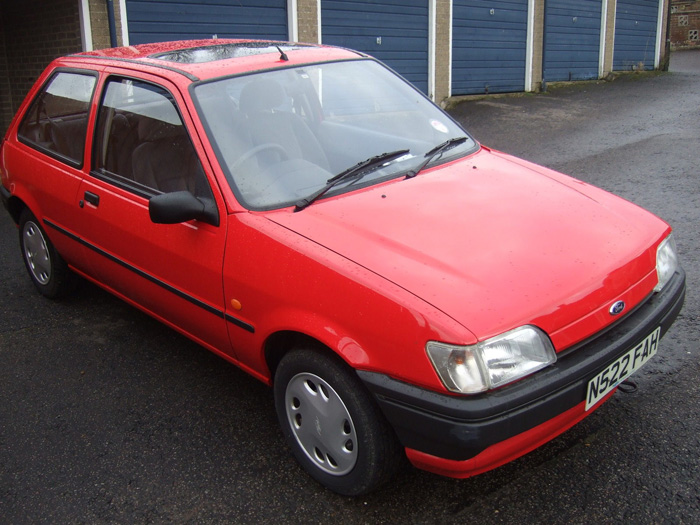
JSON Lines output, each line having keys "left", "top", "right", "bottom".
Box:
{"left": 193, "top": 59, "right": 477, "bottom": 210}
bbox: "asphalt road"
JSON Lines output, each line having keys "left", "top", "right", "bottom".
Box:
{"left": 2, "top": 50, "right": 699, "bottom": 524}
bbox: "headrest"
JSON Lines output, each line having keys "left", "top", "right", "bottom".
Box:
{"left": 137, "top": 116, "right": 182, "bottom": 142}
{"left": 110, "top": 113, "right": 130, "bottom": 135}
{"left": 239, "top": 78, "right": 286, "bottom": 115}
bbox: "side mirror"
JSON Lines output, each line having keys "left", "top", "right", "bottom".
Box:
{"left": 149, "top": 191, "right": 219, "bottom": 226}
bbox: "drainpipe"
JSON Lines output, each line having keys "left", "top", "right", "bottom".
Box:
{"left": 105, "top": 0, "right": 118, "bottom": 47}
{"left": 542, "top": 0, "right": 548, "bottom": 91}
{"left": 663, "top": 0, "right": 672, "bottom": 70}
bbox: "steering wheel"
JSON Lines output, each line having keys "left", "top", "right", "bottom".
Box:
{"left": 231, "top": 143, "right": 290, "bottom": 172}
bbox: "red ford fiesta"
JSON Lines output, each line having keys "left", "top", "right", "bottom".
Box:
{"left": 0, "top": 40, "right": 685, "bottom": 495}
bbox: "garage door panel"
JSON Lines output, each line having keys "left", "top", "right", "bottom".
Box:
{"left": 126, "top": 0, "right": 288, "bottom": 45}
{"left": 128, "top": 24, "right": 287, "bottom": 41}
{"left": 547, "top": 0, "right": 601, "bottom": 14}
{"left": 458, "top": 81, "right": 524, "bottom": 91}
{"left": 457, "top": 8, "right": 527, "bottom": 25}
{"left": 456, "top": 77, "right": 524, "bottom": 92}
{"left": 324, "top": 18, "right": 426, "bottom": 32}
{"left": 129, "top": 9, "right": 277, "bottom": 25}
{"left": 452, "top": 0, "right": 528, "bottom": 95}
{"left": 613, "top": 0, "right": 659, "bottom": 71}
{"left": 324, "top": 2, "right": 424, "bottom": 16}
{"left": 455, "top": 25, "right": 529, "bottom": 42}
{"left": 322, "top": 0, "right": 429, "bottom": 94}
{"left": 546, "top": 18, "right": 601, "bottom": 31}
{"left": 544, "top": 0, "right": 602, "bottom": 82}
{"left": 328, "top": 27, "right": 426, "bottom": 39}
{"left": 455, "top": 44, "right": 527, "bottom": 60}
{"left": 454, "top": 47, "right": 525, "bottom": 62}
{"left": 327, "top": 0, "right": 421, "bottom": 9}
{"left": 459, "top": 63, "right": 528, "bottom": 75}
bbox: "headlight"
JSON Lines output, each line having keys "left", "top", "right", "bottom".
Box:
{"left": 655, "top": 234, "right": 679, "bottom": 292}
{"left": 426, "top": 326, "right": 556, "bottom": 394}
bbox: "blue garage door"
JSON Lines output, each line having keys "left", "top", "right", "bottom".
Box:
{"left": 126, "top": 0, "right": 288, "bottom": 45}
{"left": 613, "top": 0, "right": 659, "bottom": 71}
{"left": 452, "top": 0, "right": 529, "bottom": 95}
{"left": 544, "top": 0, "right": 602, "bottom": 82}
{"left": 321, "top": 0, "right": 429, "bottom": 94}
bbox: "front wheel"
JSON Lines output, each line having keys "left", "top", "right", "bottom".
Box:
{"left": 19, "top": 208, "right": 74, "bottom": 298}
{"left": 274, "top": 348, "right": 402, "bottom": 495}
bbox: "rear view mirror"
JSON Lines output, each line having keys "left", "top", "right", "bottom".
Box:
{"left": 149, "top": 191, "right": 219, "bottom": 226}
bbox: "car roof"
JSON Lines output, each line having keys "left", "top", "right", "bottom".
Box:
{"left": 68, "top": 39, "right": 365, "bottom": 82}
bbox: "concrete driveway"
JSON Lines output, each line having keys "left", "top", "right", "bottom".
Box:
{"left": 1, "top": 50, "right": 699, "bottom": 523}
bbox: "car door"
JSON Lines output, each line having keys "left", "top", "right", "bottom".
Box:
{"left": 11, "top": 68, "right": 98, "bottom": 267}
{"left": 75, "top": 71, "right": 231, "bottom": 355}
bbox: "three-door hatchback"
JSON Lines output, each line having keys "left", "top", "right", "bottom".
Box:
{"left": 0, "top": 40, "right": 685, "bottom": 495}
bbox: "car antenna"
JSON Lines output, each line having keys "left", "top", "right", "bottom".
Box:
{"left": 276, "top": 45, "right": 289, "bottom": 61}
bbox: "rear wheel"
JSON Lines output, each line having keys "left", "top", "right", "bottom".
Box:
{"left": 19, "top": 208, "right": 74, "bottom": 298}
{"left": 274, "top": 347, "right": 402, "bottom": 495}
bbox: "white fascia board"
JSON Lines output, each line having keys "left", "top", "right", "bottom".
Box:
{"left": 288, "top": 0, "right": 299, "bottom": 42}
{"left": 599, "top": 0, "right": 609, "bottom": 78}
{"left": 429, "top": 0, "right": 436, "bottom": 100}
{"left": 448, "top": 0, "right": 452, "bottom": 98}
{"left": 525, "top": 0, "right": 535, "bottom": 91}
{"left": 79, "top": 0, "right": 93, "bottom": 52}
{"left": 119, "top": 0, "right": 130, "bottom": 46}
{"left": 654, "top": 0, "right": 665, "bottom": 69}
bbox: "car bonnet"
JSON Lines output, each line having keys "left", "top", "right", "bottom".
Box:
{"left": 266, "top": 147, "right": 669, "bottom": 351}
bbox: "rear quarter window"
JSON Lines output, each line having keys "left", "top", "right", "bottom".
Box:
{"left": 17, "top": 70, "right": 97, "bottom": 167}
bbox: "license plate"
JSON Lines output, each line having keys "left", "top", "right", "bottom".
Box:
{"left": 585, "top": 327, "right": 661, "bottom": 411}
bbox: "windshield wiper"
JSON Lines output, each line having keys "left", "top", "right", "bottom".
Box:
{"left": 294, "top": 149, "right": 410, "bottom": 211}
{"left": 404, "top": 136, "right": 468, "bottom": 179}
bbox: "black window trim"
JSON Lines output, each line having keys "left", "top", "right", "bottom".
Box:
{"left": 16, "top": 67, "right": 99, "bottom": 170}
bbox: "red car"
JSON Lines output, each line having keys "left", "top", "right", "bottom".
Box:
{"left": 0, "top": 40, "right": 685, "bottom": 495}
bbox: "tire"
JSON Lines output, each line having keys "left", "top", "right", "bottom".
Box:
{"left": 274, "top": 347, "right": 403, "bottom": 496}
{"left": 18, "top": 208, "right": 75, "bottom": 298}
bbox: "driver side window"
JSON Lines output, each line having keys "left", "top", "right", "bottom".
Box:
{"left": 93, "top": 77, "right": 212, "bottom": 200}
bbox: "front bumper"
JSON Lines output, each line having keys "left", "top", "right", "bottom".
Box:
{"left": 358, "top": 268, "right": 685, "bottom": 476}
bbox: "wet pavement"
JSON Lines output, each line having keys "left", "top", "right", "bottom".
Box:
{"left": 1, "top": 50, "right": 699, "bottom": 523}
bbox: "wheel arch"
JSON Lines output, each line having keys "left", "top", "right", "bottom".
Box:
{"left": 264, "top": 330, "right": 350, "bottom": 380}
{"left": 5, "top": 194, "right": 28, "bottom": 224}
{"left": 270, "top": 332, "right": 405, "bottom": 495}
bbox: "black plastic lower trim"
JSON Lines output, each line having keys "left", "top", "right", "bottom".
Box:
{"left": 358, "top": 269, "right": 686, "bottom": 461}
{"left": 43, "top": 218, "right": 255, "bottom": 334}
{"left": 1, "top": 184, "right": 11, "bottom": 212}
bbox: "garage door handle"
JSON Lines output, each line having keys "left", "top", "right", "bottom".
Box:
{"left": 84, "top": 191, "right": 100, "bottom": 207}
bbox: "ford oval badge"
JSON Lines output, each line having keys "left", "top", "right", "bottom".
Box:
{"left": 610, "top": 301, "right": 626, "bottom": 316}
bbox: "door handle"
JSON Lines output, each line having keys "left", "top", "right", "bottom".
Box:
{"left": 83, "top": 191, "right": 100, "bottom": 207}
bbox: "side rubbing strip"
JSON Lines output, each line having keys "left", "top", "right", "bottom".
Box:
{"left": 43, "top": 218, "right": 255, "bottom": 333}
{"left": 225, "top": 313, "right": 255, "bottom": 333}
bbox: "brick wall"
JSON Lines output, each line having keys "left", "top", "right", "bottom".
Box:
{"left": 0, "top": 8, "right": 12, "bottom": 136}
{"left": 671, "top": 1, "right": 700, "bottom": 47}
{"left": 434, "top": 0, "right": 450, "bottom": 104}
{"left": 531, "top": 0, "right": 546, "bottom": 91}
{"left": 0, "top": 0, "right": 82, "bottom": 134}
{"left": 297, "top": 0, "right": 319, "bottom": 44}
{"left": 601, "top": 0, "right": 618, "bottom": 77}
{"left": 89, "top": 0, "right": 125, "bottom": 50}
